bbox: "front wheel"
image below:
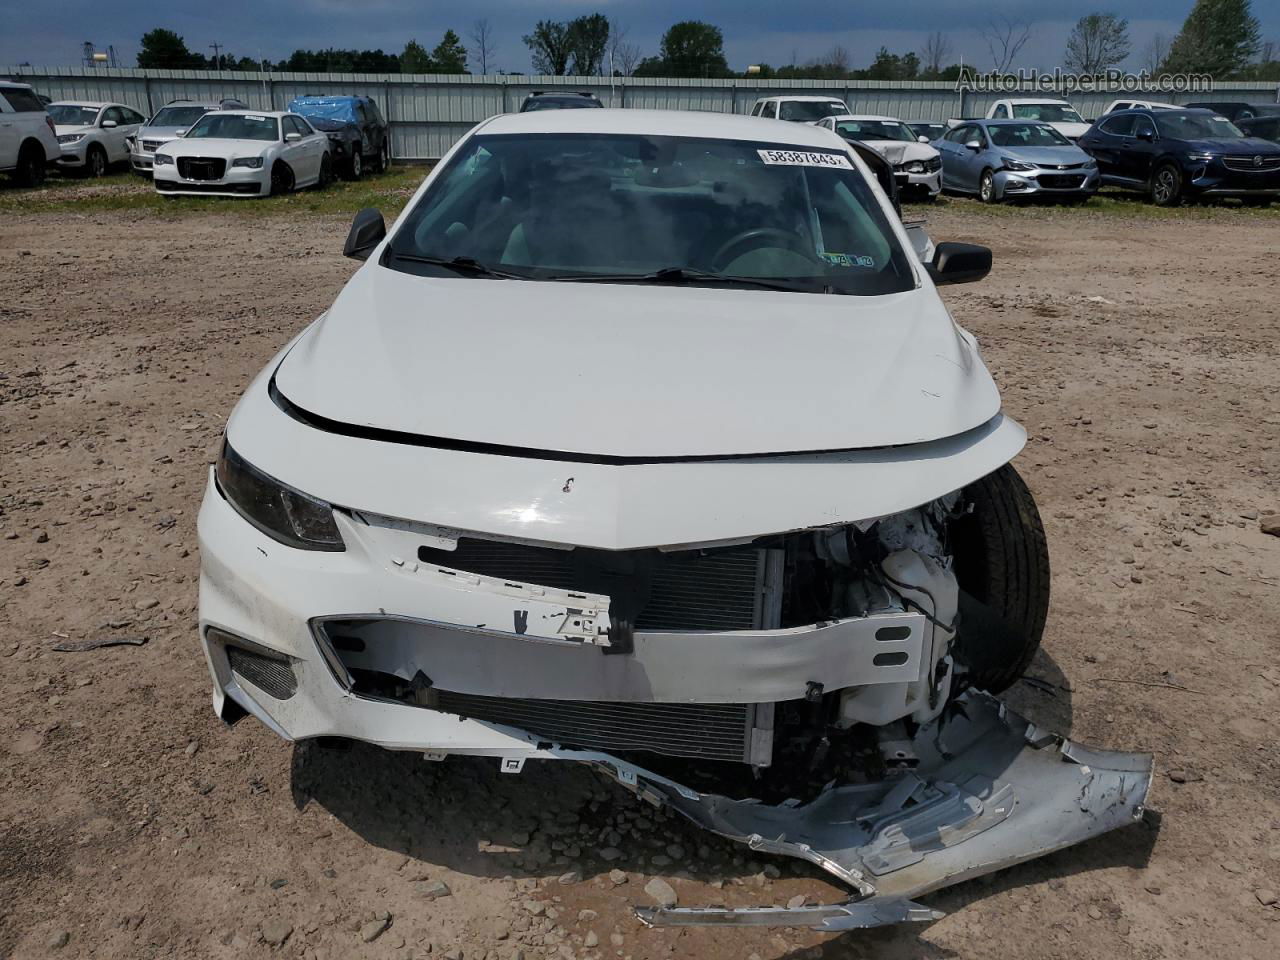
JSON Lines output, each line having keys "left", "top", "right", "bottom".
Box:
{"left": 269, "top": 161, "right": 295, "bottom": 196}
{"left": 85, "top": 145, "right": 107, "bottom": 178}
{"left": 979, "top": 169, "right": 997, "bottom": 204}
{"left": 373, "top": 140, "right": 389, "bottom": 174}
{"left": 949, "top": 464, "right": 1051, "bottom": 693}
{"left": 347, "top": 149, "right": 362, "bottom": 180}
{"left": 1149, "top": 163, "right": 1182, "bottom": 206}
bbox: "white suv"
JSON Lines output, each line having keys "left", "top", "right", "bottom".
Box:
{"left": 48, "top": 101, "right": 145, "bottom": 177}
{"left": 750, "top": 95, "right": 849, "bottom": 123}
{"left": 0, "top": 81, "right": 58, "bottom": 185}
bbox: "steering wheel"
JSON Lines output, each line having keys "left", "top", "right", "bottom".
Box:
{"left": 710, "top": 227, "right": 816, "bottom": 271}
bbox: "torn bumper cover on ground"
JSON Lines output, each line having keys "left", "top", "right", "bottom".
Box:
{"left": 568, "top": 692, "right": 1152, "bottom": 931}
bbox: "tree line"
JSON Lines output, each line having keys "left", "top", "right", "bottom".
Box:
{"left": 136, "top": 1, "right": 1277, "bottom": 81}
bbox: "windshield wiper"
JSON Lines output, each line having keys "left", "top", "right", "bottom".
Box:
{"left": 544, "top": 266, "right": 827, "bottom": 293}
{"left": 386, "top": 252, "right": 530, "bottom": 280}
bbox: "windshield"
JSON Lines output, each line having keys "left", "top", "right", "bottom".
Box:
{"left": 1011, "top": 103, "right": 1084, "bottom": 123}
{"left": 779, "top": 101, "right": 847, "bottom": 122}
{"left": 989, "top": 123, "right": 1072, "bottom": 147}
{"left": 149, "top": 106, "right": 211, "bottom": 127}
{"left": 48, "top": 104, "right": 99, "bottom": 126}
{"left": 522, "top": 97, "right": 601, "bottom": 111}
{"left": 1156, "top": 113, "right": 1243, "bottom": 140}
{"left": 386, "top": 132, "right": 914, "bottom": 296}
{"left": 835, "top": 120, "right": 915, "bottom": 143}
{"left": 185, "top": 114, "right": 279, "bottom": 141}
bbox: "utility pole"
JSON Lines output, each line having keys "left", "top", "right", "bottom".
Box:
{"left": 209, "top": 42, "right": 223, "bottom": 70}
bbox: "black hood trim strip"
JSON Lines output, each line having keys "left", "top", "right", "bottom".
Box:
{"left": 267, "top": 374, "right": 939, "bottom": 466}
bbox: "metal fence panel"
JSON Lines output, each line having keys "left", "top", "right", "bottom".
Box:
{"left": 6, "top": 66, "right": 1278, "bottom": 160}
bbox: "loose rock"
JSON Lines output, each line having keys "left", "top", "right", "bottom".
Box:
{"left": 359, "top": 915, "right": 391, "bottom": 942}
{"left": 644, "top": 877, "right": 678, "bottom": 908}
{"left": 261, "top": 919, "right": 293, "bottom": 946}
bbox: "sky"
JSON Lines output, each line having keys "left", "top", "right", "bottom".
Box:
{"left": 2, "top": 1, "right": 1277, "bottom": 74}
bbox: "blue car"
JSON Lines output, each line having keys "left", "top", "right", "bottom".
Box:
{"left": 286, "top": 96, "right": 389, "bottom": 179}
{"left": 934, "top": 119, "right": 1099, "bottom": 203}
{"left": 1078, "top": 108, "right": 1280, "bottom": 207}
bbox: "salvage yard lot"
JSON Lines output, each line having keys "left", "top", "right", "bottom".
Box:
{"left": 1, "top": 171, "right": 1278, "bottom": 959}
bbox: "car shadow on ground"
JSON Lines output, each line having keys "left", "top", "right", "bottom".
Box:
{"left": 288, "top": 645, "right": 1154, "bottom": 953}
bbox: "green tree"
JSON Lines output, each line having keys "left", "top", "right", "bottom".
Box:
{"left": 137, "top": 29, "right": 203, "bottom": 69}
{"left": 1162, "top": 0, "right": 1261, "bottom": 76}
{"left": 858, "top": 47, "right": 920, "bottom": 80}
{"left": 653, "top": 21, "right": 731, "bottom": 78}
{"left": 432, "top": 29, "right": 468, "bottom": 73}
{"left": 567, "top": 13, "right": 610, "bottom": 75}
{"left": 1063, "top": 13, "right": 1131, "bottom": 74}
{"left": 523, "top": 20, "right": 574, "bottom": 75}
{"left": 401, "top": 39, "right": 433, "bottom": 73}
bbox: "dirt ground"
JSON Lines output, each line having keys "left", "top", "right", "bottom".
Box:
{"left": 1, "top": 197, "right": 1278, "bottom": 960}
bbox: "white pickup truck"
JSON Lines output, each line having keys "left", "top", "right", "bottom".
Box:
{"left": 981, "top": 99, "right": 1091, "bottom": 139}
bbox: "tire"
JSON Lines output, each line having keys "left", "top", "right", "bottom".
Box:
{"left": 318, "top": 152, "right": 333, "bottom": 188}
{"left": 979, "top": 169, "right": 997, "bottom": 204}
{"left": 85, "top": 144, "right": 107, "bottom": 178}
{"left": 270, "top": 161, "right": 295, "bottom": 196}
{"left": 1149, "top": 162, "right": 1182, "bottom": 206}
{"left": 13, "top": 142, "right": 46, "bottom": 187}
{"left": 949, "top": 463, "right": 1051, "bottom": 693}
{"left": 374, "top": 140, "right": 389, "bottom": 174}
{"left": 347, "top": 149, "right": 362, "bottom": 180}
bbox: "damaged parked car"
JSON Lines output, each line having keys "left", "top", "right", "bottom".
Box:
{"left": 199, "top": 108, "right": 1151, "bottom": 931}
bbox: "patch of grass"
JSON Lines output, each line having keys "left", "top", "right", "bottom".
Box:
{"left": 0, "top": 164, "right": 430, "bottom": 219}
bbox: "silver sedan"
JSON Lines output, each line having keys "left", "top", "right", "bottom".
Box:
{"left": 934, "top": 119, "right": 1100, "bottom": 202}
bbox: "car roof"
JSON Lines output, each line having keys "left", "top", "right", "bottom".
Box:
{"left": 756, "top": 95, "right": 847, "bottom": 102}
{"left": 205, "top": 109, "right": 290, "bottom": 118}
{"left": 830, "top": 114, "right": 902, "bottom": 123}
{"left": 979, "top": 118, "right": 1054, "bottom": 125}
{"left": 290, "top": 95, "right": 368, "bottom": 103}
{"left": 50, "top": 100, "right": 117, "bottom": 109}
{"left": 479, "top": 108, "right": 846, "bottom": 147}
{"left": 1002, "top": 98, "right": 1072, "bottom": 105}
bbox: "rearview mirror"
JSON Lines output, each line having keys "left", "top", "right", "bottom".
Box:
{"left": 344, "top": 208, "right": 386, "bottom": 261}
{"left": 964, "top": 140, "right": 982, "bottom": 151}
{"left": 928, "top": 242, "right": 992, "bottom": 286}
{"left": 101, "top": 119, "right": 117, "bottom": 128}
{"left": 285, "top": 132, "right": 302, "bottom": 142}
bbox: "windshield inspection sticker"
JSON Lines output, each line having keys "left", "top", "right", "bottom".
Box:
{"left": 822, "top": 252, "right": 875, "bottom": 268}
{"left": 757, "top": 149, "right": 853, "bottom": 169}
{"left": 246, "top": 115, "right": 267, "bottom": 122}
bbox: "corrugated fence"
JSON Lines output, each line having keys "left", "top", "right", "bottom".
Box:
{"left": 7, "top": 66, "right": 1279, "bottom": 160}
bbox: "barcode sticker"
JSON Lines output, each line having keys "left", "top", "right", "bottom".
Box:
{"left": 757, "top": 149, "right": 853, "bottom": 169}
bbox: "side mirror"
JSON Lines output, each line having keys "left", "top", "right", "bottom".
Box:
{"left": 101, "top": 119, "right": 118, "bottom": 128}
{"left": 918, "top": 135, "right": 930, "bottom": 143}
{"left": 285, "top": 132, "right": 302, "bottom": 142}
{"left": 174, "top": 128, "right": 187, "bottom": 137}
{"left": 1136, "top": 129, "right": 1154, "bottom": 142}
{"left": 344, "top": 208, "right": 386, "bottom": 261}
{"left": 964, "top": 140, "right": 982, "bottom": 151}
{"left": 928, "top": 242, "right": 992, "bottom": 286}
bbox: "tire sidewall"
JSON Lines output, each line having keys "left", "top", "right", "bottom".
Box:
{"left": 87, "top": 146, "right": 106, "bottom": 178}
{"left": 980, "top": 170, "right": 996, "bottom": 203}
{"left": 1150, "top": 163, "right": 1182, "bottom": 206}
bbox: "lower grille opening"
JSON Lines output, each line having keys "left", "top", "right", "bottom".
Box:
{"left": 177, "top": 156, "right": 227, "bottom": 180}
{"left": 226, "top": 645, "right": 297, "bottom": 700}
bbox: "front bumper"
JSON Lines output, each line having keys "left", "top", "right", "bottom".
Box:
{"left": 154, "top": 164, "right": 267, "bottom": 197}
{"left": 1188, "top": 162, "right": 1280, "bottom": 197}
{"left": 894, "top": 168, "right": 942, "bottom": 198}
{"left": 130, "top": 151, "right": 153, "bottom": 173}
{"left": 994, "top": 166, "right": 1099, "bottom": 199}
{"left": 55, "top": 142, "right": 88, "bottom": 166}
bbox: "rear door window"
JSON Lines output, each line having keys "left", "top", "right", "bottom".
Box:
{"left": 1100, "top": 114, "right": 1135, "bottom": 137}
{"left": 2, "top": 87, "right": 46, "bottom": 113}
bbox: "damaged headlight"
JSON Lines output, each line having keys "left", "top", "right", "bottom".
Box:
{"left": 215, "top": 440, "right": 344, "bottom": 551}
{"left": 231, "top": 157, "right": 264, "bottom": 169}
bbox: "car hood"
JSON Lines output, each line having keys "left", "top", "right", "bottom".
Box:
{"left": 1000, "top": 144, "right": 1091, "bottom": 166}
{"left": 138, "top": 125, "right": 185, "bottom": 139}
{"left": 1046, "top": 121, "right": 1090, "bottom": 139}
{"left": 163, "top": 138, "right": 270, "bottom": 159}
{"left": 54, "top": 124, "right": 95, "bottom": 136}
{"left": 859, "top": 140, "right": 938, "bottom": 164}
{"left": 1182, "top": 137, "right": 1280, "bottom": 155}
{"left": 273, "top": 266, "right": 1001, "bottom": 459}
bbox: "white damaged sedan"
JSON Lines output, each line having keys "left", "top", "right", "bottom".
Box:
{"left": 199, "top": 109, "right": 1150, "bottom": 930}
{"left": 816, "top": 114, "right": 943, "bottom": 200}
{"left": 153, "top": 110, "right": 331, "bottom": 197}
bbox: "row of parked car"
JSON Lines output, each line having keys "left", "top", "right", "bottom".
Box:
{"left": 744, "top": 94, "right": 1280, "bottom": 208}
{"left": 0, "top": 80, "right": 393, "bottom": 196}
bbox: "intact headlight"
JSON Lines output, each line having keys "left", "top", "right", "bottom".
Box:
{"left": 1083, "top": 157, "right": 1098, "bottom": 169}
{"left": 1002, "top": 157, "right": 1036, "bottom": 171}
{"left": 231, "top": 157, "right": 265, "bottom": 169}
{"left": 154, "top": 153, "right": 174, "bottom": 166}
{"left": 57, "top": 133, "right": 85, "bottom": 144}
{"left": 215, "top": 439, "right": 344, "bottom": 551}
